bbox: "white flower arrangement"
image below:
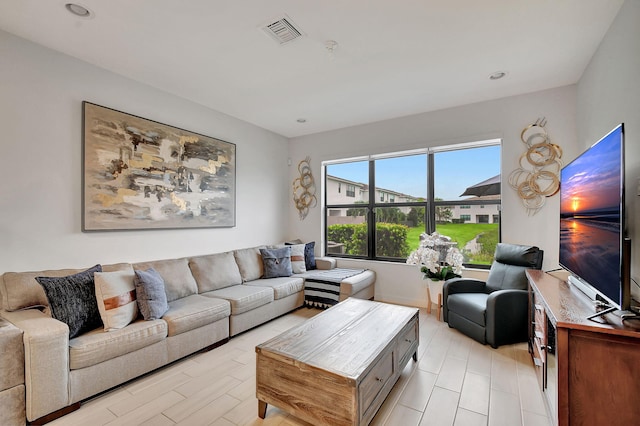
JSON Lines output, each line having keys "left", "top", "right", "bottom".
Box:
{"left": 406, "top": 232, "right": 464, "bottom": 281}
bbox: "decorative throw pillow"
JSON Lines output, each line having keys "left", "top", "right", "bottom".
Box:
{"left": 35, "top": 264, "right": 103, "bottom": 338}
{"left": 134, "top": 268, "right": 169, "bottom": 320}
{"left": 304, "top": 241, "right": 316, "bottom": 270}
{"left": 286, "top": 240, "right": 316, "bottom": 270}
{"left": 288, "top": 244, "right": 307, "bottom": 274}
{"left": 260, "top": 247, "right": 293, "bottom": 278}
{"left": 94, "top": 270, "right": 138, "bottom": 331}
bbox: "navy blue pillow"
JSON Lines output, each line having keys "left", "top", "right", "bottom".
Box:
{"left": 304, "top": 241, "right": 316, "bottom": 270}
{"left": 36, "top": 265, "right": 103, "bottom": 338}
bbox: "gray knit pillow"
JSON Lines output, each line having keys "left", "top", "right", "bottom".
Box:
{"left": 36, "top": 264, "right": 103, "bottom": 338}
{"left": 134, "top": 268, "right": 169, "bottom": 320}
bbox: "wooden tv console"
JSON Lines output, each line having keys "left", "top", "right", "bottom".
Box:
{"left": 526, "top": 270, "right": 640, "bottom": 425}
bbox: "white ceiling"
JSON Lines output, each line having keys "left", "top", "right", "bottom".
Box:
{"left": 0, "top": 0, "right": 624, "bottom": 138}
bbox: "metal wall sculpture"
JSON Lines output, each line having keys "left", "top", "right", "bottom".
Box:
{"left": 508, "top": 117, "right": 562, "bottom": 215}
{"left": 292, "top": 156, "right": 317, "bottom": 220}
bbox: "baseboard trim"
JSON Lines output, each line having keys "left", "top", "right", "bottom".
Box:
{"left": 28, "top": 402, "right": 81, "bottom": 425}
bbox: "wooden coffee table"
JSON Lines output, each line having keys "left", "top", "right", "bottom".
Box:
{"left": 255, "top": 298, "right": 419, "bottom": 425}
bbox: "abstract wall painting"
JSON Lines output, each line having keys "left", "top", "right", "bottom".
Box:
{"left": 82, "top": 102, "right": 236, "bottom": 231}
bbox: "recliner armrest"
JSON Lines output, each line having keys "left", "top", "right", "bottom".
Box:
{"left": 443, "top": 278, "right": 487, "bottom": 296}
{"left": 485, "top": 289, "right": 529, "bottom": 348}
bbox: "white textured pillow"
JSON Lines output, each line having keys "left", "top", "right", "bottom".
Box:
{"left": 289, "top": 244, "right": 307, "bottom": 274}
{"left": 94, "top": 270, "right": 138, "bottom": 331}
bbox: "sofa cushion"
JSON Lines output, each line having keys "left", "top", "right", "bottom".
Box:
{"left": 203, "top": 285, "right": 273, "bottom": 315}
{"left": 260, "top": 247, "right": 293, "bottom": 278}
{"left": 35, "top": 265, "right": 103, "bottom": 339}
{"left": 94, "top": 269, "right": 138, "bottom": 331}
{"left": 134, "top": 268, "right": 169, "bottom": 320}
{"left": 234, "top": 247, "right": 265, "bottom": 282}
{"left": 133, "top": 258, "right": 198, "bottom": 302}
{"left": 246, "top": 277, "right": 304, "bottom": 300}
{"left": 69, "top": 318, "right": 167, "bottom": 370}
{"left": 0, "top": 263, "right": 131, "bottom": 312}
{"left": 163, "top": 294, "right": 230, "bottom": 337}
{"left": 189, "top": 252, "right": 242, "bottom": 292}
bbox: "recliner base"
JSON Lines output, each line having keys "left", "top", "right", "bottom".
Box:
{"left": 446, "top": 311, "right": 486, "bottom": 345}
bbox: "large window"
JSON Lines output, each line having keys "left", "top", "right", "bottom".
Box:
{"left": 324, "top": 141, "right": 501, "bottom": 267}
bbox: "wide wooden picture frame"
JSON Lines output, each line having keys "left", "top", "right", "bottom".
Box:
{"left": 82, "top": 102, "right": 236, "bottom": 231}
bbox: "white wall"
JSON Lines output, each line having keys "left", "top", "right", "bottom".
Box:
{"left": 576, "top": 0, "right": 640, "bottom": 300}
{"left": 289, "top": 86, "right": 579, "bottom": 307}
{"left": 0, "top": 31, "right": 290, "bottom": 273}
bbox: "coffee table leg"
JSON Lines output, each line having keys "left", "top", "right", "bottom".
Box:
{"left": 258, "top": 400, "right": 267, "bottom": 419}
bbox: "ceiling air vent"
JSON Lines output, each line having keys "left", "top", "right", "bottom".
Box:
{"left": 262, "top": 15, "right": 304, "bottom": 45}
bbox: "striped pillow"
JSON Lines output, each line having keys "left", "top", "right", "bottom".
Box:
{"left": 290, "top": 244, "right": 307, "bottom": 274}
{"left": 94, "top": 270, "right": 138, "bottom": 331}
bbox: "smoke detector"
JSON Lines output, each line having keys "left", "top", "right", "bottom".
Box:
{"left": 261, "top": 15, "right": 304, "bottom": 45}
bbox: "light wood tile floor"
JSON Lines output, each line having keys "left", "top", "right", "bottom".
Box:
{"left": 48, "top": 307, "right": 552, "bottom": 426}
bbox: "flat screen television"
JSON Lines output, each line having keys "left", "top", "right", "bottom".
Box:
{"left": 559, "top": 123, "right": 631, "bottom": 313}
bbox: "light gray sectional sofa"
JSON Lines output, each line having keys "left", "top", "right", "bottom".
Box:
{"left": 0, "top": 245, "right": 375, "bottom": 424}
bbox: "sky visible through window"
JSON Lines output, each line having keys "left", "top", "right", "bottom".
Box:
{"left": 327, "top": 145, "right": 500, "bottom": 201}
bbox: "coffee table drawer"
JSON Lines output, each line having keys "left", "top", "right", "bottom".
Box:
{"left": 359, "top": 350, "right": 394, "bottom": 415}
{"left": 397, "top": 319, "right": 418, "bottom": 366}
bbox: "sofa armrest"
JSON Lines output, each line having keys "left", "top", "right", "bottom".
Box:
{"left": 315, "top": 257, "right": 336, "bottom": 270}
{"left": 339, "top": 270, "right": 375, "bottom": 300}
{"left": 485, "top": 289, "right": 529, "bottom": 348}
{"left": 1, "top": 309, "right": 70, "bottom": 421}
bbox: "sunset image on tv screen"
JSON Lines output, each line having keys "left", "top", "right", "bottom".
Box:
{"left": 559, "top": 125, "right": 622, "bottom": 305}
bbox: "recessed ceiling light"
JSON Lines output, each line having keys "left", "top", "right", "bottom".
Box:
{"left": 296, "top": 118, "right": 307, "bottom": 123}
{"left": 489, "top": 71, "right": 507, "bottom": 80}
{"left": 65, "top": 3, "right": 93, "bottom": 18}
{"left": 325, "top": 40, "right": 338, "bottom": 53}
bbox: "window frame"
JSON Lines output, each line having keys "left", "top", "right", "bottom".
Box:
{"left": 323, "top": 141, "right": 501, "bottom": 268}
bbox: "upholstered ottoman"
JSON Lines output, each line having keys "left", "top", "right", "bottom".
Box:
{"left": 0, "top": 318, "right": 25, "bottom": 426}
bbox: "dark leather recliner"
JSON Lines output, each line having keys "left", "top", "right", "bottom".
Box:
{"left": 443, "top": 243, "right": 543, "bottom": 348}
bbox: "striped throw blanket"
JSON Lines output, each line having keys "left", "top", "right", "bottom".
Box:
{"left": 304, "top": 268, "right": 367, "bottom": 309}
